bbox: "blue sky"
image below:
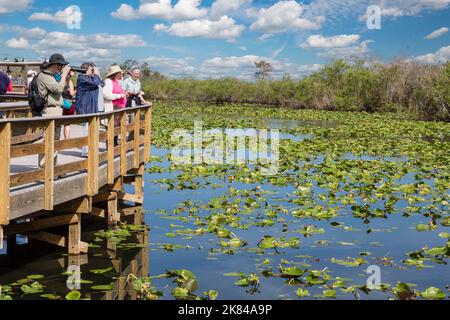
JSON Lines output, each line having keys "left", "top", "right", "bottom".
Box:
{"left": 0, "top": 0, "right": 449, "bottom": 79}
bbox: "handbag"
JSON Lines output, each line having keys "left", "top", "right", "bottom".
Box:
{"left": 63, "top": 98, "right": 73, "bottom": 110}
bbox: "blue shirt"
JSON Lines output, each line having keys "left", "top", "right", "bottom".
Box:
{"left": 75, "top": 74, "right": 103, "bottom": 115}
{"left": 122, "top": 77, "right": 141, "bottom": 107}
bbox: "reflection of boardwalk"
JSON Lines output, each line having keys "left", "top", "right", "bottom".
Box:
{"left": 0, "top": 206, "right": 149, "bottom": 300}
{"left": 0, "top": 103, "right": 152, "bottom": 255}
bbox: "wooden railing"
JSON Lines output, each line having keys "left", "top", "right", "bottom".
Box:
{"left": 0, "top": 103, "right": 152, "bottom": 228}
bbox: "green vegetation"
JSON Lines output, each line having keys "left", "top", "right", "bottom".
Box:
{"left": 142, "top": 59, "right": 450, "bottom": 122}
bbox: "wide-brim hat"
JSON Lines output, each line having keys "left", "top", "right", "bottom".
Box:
{"left": 105, "top": 65, "right": 124, "bottom": 78}
{"left": 46, "top": 53, "right": 69, "bottom": 66}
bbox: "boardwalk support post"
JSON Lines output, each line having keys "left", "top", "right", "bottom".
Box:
{"left": 44, "top": 120, "right": 55, "bottom": 211}
{"left": 68, "top": 213, "right": 81, "bottom": 255}
{"left": 87, "top": 116, "right": 99, "bottom": 196}
{"left": 0, "top": 123, "right": 11, "bottom": 249}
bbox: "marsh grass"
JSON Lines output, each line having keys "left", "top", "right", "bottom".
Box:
{"left": 143, "top": 59, "right": 450, "bottom": 122}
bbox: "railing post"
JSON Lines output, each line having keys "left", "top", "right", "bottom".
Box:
{"left": 44, "top": 120, "right": 55, "bottom": 211}
{"left": 144, "top": 106, "right": 152, "bottom": 163}
{"left": 107, "top": 113, "right": 115, "bottom": 185}
{"left": 87, "top": 116, "right": 99, "bottom": 196}
{"left": 120, "top": 110, "right": 127, "bottom": 177}
{"left": 0, "top": 122, "right": 11, "bottom": 248}
{"left": 133, "top": 108, "right": 141, "bottom": 168}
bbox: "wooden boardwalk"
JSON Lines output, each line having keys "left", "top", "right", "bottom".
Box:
{"left": 0, "top": 102, "right": 152, "bottom": 255}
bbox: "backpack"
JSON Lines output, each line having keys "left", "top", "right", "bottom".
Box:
{"left": 28, "top": 72, "right": 49, "bottom": 115}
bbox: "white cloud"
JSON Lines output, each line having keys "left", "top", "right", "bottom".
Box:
{"left": 358, "top": 0, "right": 450, "bottom": 21}
{"left": 144, "top": 56, "right": 196, "bottom": 77}
{"left": 0, "top": 0, "right": 32, "bottom": 14}
{"left": 425, "top": 27, "right": 449, "bottom": 40}
{"left": 29, "top": 5, "right": 82, "bottom": 24}
{"left": 154, "top": 15, "right": 245, "bottom": 41}
{"left": 200, "top": 55, "right": 322, "bottom": 79}
{"left": 210, "top": 0, "right": 252, "bottom": 18}
{"left": 250, "top": 1, "right": 325, "bottom": 36}
{"left": 301, "top": 34, "right": 372, "bottom": 59}
{"left": 318, "top": 40, "right": 372, "bottom": 59}
{"left": 7, "top": 27, "right": 147, "bottom": 64}
{"left": 5, "top": 37, "right": 30, "bottom": 49}
{"left": 112, "top": 0, "right": 207, "bottom": 21}
{"left": 301, "top": 34, "right": 360, "bottom": 48}
{"left": 415, "top": 45, "right": 450, "bottom": 63}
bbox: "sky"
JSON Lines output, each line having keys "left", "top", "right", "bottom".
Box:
{"left": 0, "top": 0, "right": 449, "bottom": 79}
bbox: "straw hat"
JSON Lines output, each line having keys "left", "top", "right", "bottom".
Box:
{"left": 105, "top": 65, "right": 123, "bottom": 78}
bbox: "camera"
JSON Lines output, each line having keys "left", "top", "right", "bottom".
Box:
{"left": 70, "top": 66, "right": 87, "bottom": 74}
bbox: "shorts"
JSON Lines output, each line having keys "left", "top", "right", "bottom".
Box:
{"left": 63, "top": 103, "right": 76, "bottom": 116}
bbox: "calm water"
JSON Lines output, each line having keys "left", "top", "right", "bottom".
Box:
{"left": 0, "top": 118, "right": 448, "bottom": 300}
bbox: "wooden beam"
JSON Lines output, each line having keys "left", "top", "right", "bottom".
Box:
{"left": 107, "top": 195, "right": 119, "bottom": 226}
{"left": 135, "top": 164, "right": 145, "bottom": 199}
{"left": 107, "top": 113, "right": 115, "bottom": 185}
{"left": 118, "top": 206, "right": 140, "bottom": 217}
{"left": 0, "top": 123, "right": 11, "bottom": 225}
{"left": 55, "top": 196, "right": 92, "bottom": 214}
{"left": 92, "top": 192, "right": 116, "bottom": 204}
{"left": 86, "top": 207, "right": 105, "bottom": 218}
{"left": 133, "top": 110, "right": 141, "bottom": 168}
{"left": 25, "top": 230, "right": 88, "bottom": 254}
{"left": 11, "top": 142, "right": 44, "bottom": 158}
{"left": 120, "top": 111, "right": 128, "bottom": 177}
{"left": 5, "top": 214, "right": 79, "bottom": 235}
{"left": 144, "top": 107, "right": 152, "bottom": 163}
{"left": 117, "top": 191, "right": 144, "bottom": 205}
{"left": 68, "top": 214, "right": 81, "bottom": 255}
{"left": 44, "top": 120, "right": 55, "bottom": 210}
{"left": 87, "top": 116, "right": 99, "bottom": 196}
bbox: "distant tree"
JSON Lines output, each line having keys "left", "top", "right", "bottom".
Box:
{"left": 255, "top": 60, "right": 273, "bottom": 80}
{"left": 120, "top": 59, "right": 139, "bottom": 73}
{"left": 141, "top": 62, "right": 152, "bottom": 78}
{"left": 282, "top": 73, "right": 292, "bottom": 81}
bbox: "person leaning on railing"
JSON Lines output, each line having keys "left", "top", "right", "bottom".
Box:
{"left": 103, "top": 65, "right": 128, "bottom": 146}
{"left": 36, "top": 53, "right": 71, "bottom": 168}
{"left": 75, "top": 62, "right": 103, "bottom": 157}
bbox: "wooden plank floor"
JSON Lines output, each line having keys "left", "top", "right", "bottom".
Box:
{"left": 10, "top": 124, "right": 105, "bottom": 176}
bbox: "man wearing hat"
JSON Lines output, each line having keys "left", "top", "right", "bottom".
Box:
{"left": 36, "top": 53, "right": 71, "bottom": 167}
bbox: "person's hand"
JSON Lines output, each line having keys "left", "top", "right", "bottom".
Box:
{"left": 62, "top": 64, "right": 71, "bottom": 76}
{"left": 94, "top": 67, "right": 100, "bottom": 76}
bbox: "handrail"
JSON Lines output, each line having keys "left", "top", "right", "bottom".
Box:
{"left": 0, "top": 103, "right": 151, "bottom": 123}
{"left": 0, "top": 103, "right": 153, "bottom": 227}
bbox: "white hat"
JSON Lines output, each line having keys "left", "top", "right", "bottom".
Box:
{"left": 27, "top": 70, "right": 35, "bottom": 76}
{"left": 105, "top": 65, "right": 124, "bottom": 78}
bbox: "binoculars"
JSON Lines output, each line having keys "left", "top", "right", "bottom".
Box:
{"left": 70, "top": 66, "right": 88, "bottom": 74}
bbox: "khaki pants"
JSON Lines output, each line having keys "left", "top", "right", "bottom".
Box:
{"left": 38, "top": 106, "right": 63, "bottom": 168}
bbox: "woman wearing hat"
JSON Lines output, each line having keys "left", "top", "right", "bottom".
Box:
{"left": 103, "top": 65, "right": 128, "bottom": 146}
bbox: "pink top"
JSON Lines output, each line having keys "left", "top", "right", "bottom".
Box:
{"left": 112, "top": 79, "right": 126, "bottom": 108}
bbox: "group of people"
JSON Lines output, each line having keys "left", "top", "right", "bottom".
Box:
{"left": 25, "top": 53, "right": 148, "bottom": 166}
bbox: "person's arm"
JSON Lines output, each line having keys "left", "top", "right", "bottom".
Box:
{"left": 78, "top": 74, "right": 103, "bottom": 91}
{"left": 103, "top": 79, "right": 125, "bottom": 101}
{"left": 68, "top": 80, "right": 76, "bottom": 97}
{"left": 7, "top": 78, "right": 12, "bottom": 92}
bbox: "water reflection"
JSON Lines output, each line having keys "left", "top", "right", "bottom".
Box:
{"left": 0, "top": 206, "right": 148, "bottom": 300}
